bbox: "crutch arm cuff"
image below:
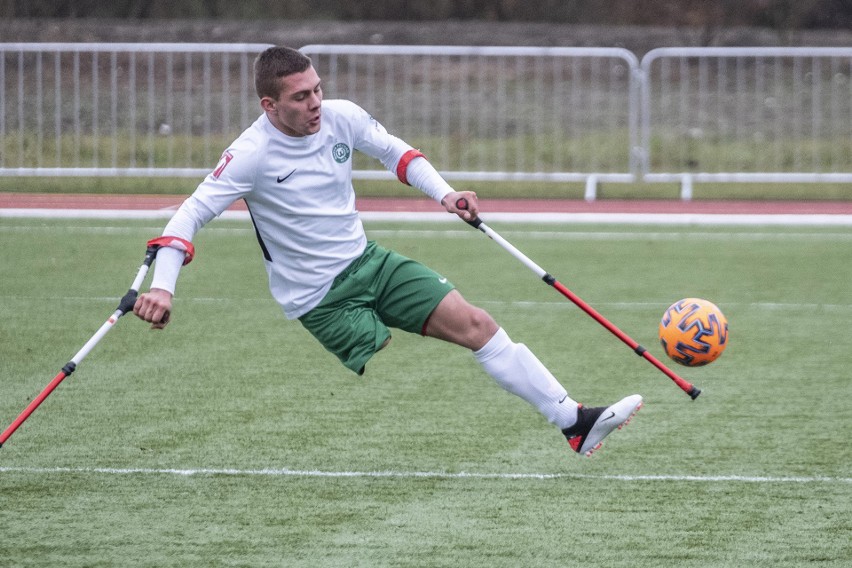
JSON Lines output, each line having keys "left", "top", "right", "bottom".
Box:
{"left": 147, "top": 236, "right": 195, "bottom": 265}
{"left": 396, "top": 149, "right": 425, "bottom": 185}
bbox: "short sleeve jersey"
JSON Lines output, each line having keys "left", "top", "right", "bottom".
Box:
{"left": 159, "top": 100, "right": 415, "bottom": 319}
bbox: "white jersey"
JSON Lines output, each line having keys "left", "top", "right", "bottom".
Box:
{"left": 153, "top": 99, "right": 451, "bottom": 319}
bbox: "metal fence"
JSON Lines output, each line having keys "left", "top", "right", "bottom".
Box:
{"left": 0, "top": 43, "right": 269, "bottom": 178}
{"left": 2, "top": 43, "right": 852, "bottom": 198}
{"left": 641, "top": 47, "right": 852, "bottom": 197}
{"left": 301, "top": 45, "right": 639, "bottom": 188}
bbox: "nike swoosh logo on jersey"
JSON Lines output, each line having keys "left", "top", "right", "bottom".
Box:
{"left": 277, "top": 169, "right": 296, "bottom": 183}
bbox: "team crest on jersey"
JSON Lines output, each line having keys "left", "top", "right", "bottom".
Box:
{"left": 212, "top": 150, "right": 234, "bottom": 179}
{"left": 332, "top": 143, "right": 351, "bottom": 163}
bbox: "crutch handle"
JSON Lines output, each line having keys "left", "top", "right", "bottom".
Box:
{"left": 455, "top": 198, "right": 483, "bottom": 228}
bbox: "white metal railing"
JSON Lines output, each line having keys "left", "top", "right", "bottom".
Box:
{"left": 0, "top": 43, "right": 273, "bottom": 177}
{"left": 0, "top": 43, "right": 639, "bottom": 191}
{"left": 2, "top": 43, "right": 852, "bottom": 199}
{"left": 641, "top": 47, "right": 852, "bottom": 197}
{"left": 300, "top": 44, "right": 640, "bottom": 191}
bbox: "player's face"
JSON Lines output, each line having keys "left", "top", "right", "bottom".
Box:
{"left": 263, "top": 66, "right": 323, "bottom": 137}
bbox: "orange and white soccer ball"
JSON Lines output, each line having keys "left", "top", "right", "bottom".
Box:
{"left": 659, "top": 298, "right": 728, "bottom": 367}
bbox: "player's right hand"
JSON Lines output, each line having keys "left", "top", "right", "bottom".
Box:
{"left": 442, "top": 191, "right": 478, "bottom": 221}
{"left": 133, "top": 288, "right": 173, "bottom": 329}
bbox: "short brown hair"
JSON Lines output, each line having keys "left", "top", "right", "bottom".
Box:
{"left": 254, "top": 46, "right": 313, "bottom": 99}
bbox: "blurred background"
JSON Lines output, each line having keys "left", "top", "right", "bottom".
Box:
{"left": 2, "top": 1, "right": 852, "bottom": 200}
{"left": 1, "top": 0, "right": 851, "bottom": 50}
{"left": 2, "top": 0, "right": 852, "bottom": 28}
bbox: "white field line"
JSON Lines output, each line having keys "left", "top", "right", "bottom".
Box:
{"left": 3, "top": 224, "right": 852, "bottom": 241}
{"left": 0, "top": 208, "right": 181, "bottom": 220}
{"left": 4, "top": 208, "right": 852, "bottom": 226}
{"left": 0, "top": 466, "right": 848, "bottom": 484}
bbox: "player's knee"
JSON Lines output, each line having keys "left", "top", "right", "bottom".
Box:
{"left": 425, "top": 292, "right": 498, "bottom": 348}
{"left": 468, "top": 305, "right": 495, "bottom": 329}
{"left": 466, "top": 306, "right": 499, "bottom": 343}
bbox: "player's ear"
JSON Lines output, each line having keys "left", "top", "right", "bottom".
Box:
{"left": 259, "top": 96, "right": 276, "bottom": 113}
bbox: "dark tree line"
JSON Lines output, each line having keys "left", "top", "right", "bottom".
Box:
{"left": 3, "top": 0, "right": 852, "bottom": 30}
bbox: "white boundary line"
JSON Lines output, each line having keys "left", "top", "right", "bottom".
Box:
{"left": 5, "top": 225, "right": 852, "bottom": 241}
{"left": 0, "top": 466, "right": 848, "bottom": 484}
{"left": 4, "top": 208, "right": 852, "bottom": 225}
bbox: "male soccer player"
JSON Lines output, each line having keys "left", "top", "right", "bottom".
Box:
{"left": 133, "top": 46, "right": 642, "bottom": 456}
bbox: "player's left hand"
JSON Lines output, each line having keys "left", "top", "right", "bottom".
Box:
{"left": 442, "top": 191, "right": 478, "bottom": 221}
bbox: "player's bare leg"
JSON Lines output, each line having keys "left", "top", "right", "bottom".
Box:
{"left": 422, "top": 290, "right": 497, "bottom": 350}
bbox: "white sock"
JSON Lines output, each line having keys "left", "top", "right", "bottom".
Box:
{"left": 473, "top": 328, "right": 578, "bottom": 430}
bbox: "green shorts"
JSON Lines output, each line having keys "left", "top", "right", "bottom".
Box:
{"left": 298, "top": 241, "right": 455, "bottom": 374}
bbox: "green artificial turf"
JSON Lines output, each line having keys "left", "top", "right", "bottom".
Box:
{"left": 0, "top": 217, "right": 850, "bottom": 567}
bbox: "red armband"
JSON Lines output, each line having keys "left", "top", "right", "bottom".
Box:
{"left": 396, "top": 149, "right": 425, "bottom": 185}
{"left": 147, "top": 236, "right": 195, "bottom": 266}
